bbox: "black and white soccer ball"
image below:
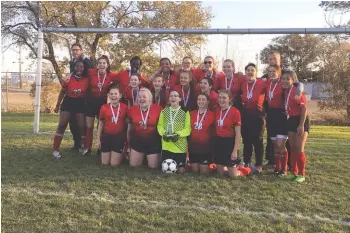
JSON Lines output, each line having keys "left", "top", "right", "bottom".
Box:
{"left": 161, "top": 159, "right": 177, "bottom": 173}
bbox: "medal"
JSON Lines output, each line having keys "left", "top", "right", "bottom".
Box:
{"left": 285, "top": 86, "right": 294, "bottom": 113}
{"left": 225, "top": 74, "right": 234, "bottom": 91}
{"left": 110, "top": 104, "right": 120, "bottom": 124}
{"left": 218, "top": 107, "right": 231, "bottom": 130}
{"left": 164, "top": 73, "right": 171, "bottom": 90}
{"left": 168, "top": 106, "right": 180, "bottom": 135}
{"left": 182, "top": 87, "right": 190, "bottom": 107}
{"left": 140, "top": 106, "right": 150, "bottom": 130}
{"left": 132, "top": 88, "right": 139, "bottom": 105}
{"left": 269, "top": 79, "right": 279, "bottom": 101}
{"left": 246, "top": 79, "right": 257, "bottom": 100}
{"left": 195, "top": 109, "right": 207, "bottom": 131}
{"left": 98, "top": 72, "right": 107, "bottom": 94}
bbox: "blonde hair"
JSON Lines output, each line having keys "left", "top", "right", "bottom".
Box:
{"left": 139, "top": 87, "right": 153, "bottom": 106}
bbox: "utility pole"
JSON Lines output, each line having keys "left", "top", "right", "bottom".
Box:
{"left": 19, "top": 44, "right": 22, "bottom": 89}
{"left": 160, "top": 43, "right": 162, "bottom": 57}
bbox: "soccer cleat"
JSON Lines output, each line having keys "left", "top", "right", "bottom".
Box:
{"left": 82, "top": 149, "right": 91, "bottom": 156}
{"left": 273, "top": 169, "right": 280, "bottom": 176}
{"left": 278, "top": 171, "right": 287, "bottom": 177}
{"left": 53, "top": 151, "right": 61, "bottom": 159}
{"left": 284, "top": 173, "right": 296, "bottom": 180}
{"left": 294, "top": 175, "right": 305, "bottom": 183}
{"left": 248, "top": 163, "right": 259, "bottom": 174}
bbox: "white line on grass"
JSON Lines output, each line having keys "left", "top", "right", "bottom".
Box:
{"left": 3, "top": 187, "right": 350, "bottom": 226}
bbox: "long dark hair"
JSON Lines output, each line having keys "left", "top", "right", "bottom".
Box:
{"left": 97, "top": 55, "right": 111, "bottom": 73}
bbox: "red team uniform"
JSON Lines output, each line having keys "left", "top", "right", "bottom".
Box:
{"left": 99, "top": 102, "right": 129, "bottom": 153}
{"left": 214, "top": 74, "right": 242, "bottom": 108}
{"left": 128, "top": 104, "right": 162, "bottom": 154}
{"left": 240, "top": 77, "right": 266, "bottom": 167}
{"left": 162, "top": 71, "right": 180, "bottom": 91}
{"left": 285, "top": 86, "right": 310, "bottom": 177}
{"left": 115, "top": 70, "right": 149, "bottom": 96}
{"left": 214, "top": 106, "right": 242, "bottom": 166}
{"left": 60, "top": 75, "right": 89, "bottom": 113}
{"left": 188, "top": 109, "right": 216, "bottom": 164}
{"left": 192, "top": 69, "right": 224, "bottom": 88}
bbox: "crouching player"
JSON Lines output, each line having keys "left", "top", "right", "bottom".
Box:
{"left": 97, "top": 84, "right": 128, "bottom": 166}
{"left": 157, "top": 90, "right": 191, "bottom": 173}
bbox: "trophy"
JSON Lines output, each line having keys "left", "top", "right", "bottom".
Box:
{"left": 166, "top": 123, "right": 174, "bottom": 137}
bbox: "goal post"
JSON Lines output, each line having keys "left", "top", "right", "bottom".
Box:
{"left": 34, "top": 27, "right": 350, "bottom": 133}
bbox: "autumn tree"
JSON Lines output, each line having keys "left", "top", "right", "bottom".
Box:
{"left": 1, "top": 1, "right": 212, "bottom": 80}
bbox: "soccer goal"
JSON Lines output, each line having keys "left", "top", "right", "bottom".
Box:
{"left": 34, "top": 27, "right": 349, "bottom": 133}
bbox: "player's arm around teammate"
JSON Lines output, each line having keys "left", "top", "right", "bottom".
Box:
{"left": 214, "top": 90, "right": 243, "bottom": 178}
{"left": 157, "top": 90, "right": 191, "bottom": 173}
{"left": 52, "top": 61, "right": 89, "bottom": 159}
{"left": 282, "top": 71, "right": 310, "bottom": 183}
{"left": 188, "top": 93, "right": 215, "bottom": 174}
{"left": 128, "top": 88, "right": 162, "bottom": 169}
{"left": 97, "top": 84, "right": 128, "bottom": 166}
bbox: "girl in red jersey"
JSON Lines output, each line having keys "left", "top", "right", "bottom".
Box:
{"left": 128, "top": 88, "right": 162, "bottom": 168}
{"left": 83, "top": 55, "right": 118, "bottom": 156}
{"left": 240, "top": 63, "right": 266, "bottom": 173}
{"left": 192, "top": 56, "right": 224, "bottom": 87}
{"left": 172, "top": 70, "right": 197, "bottom": 111}
{"left": 151, "top": 74, "right": 168, "bottom": 108}
{"left": 149, "top": 58, "right": 179, "bottom": 90}
{"left": 123, "top": 73, "right": 143, "bottom": 107}
{"left": 214, "top": 90, "right": 250, "bottom": 178}
{"left": 266, "top": 65, "right": 289, "bottom": 176}
{"left": 52, "top": 61, "right": 89, "bottom": 159}
{"left": 97, "top": 84, "right": 128, "bottom": 166}
{"left": 198, "top": 77, "right": 218, "bottom": 111}
{"left": 189, "top": 93, "right": 215, "bottom": 173}
{"left": 282, "top": 70, "right": 310, "bottom": 183}
{"left": 214, "top": 59, "right": 242, "bottom": 109}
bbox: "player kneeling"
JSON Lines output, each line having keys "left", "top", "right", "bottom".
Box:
{"left": 97, "top": 84, "right": 128, "bottom": 166}
{"left": 127, "top": 88, "right": 162, "bottom": 169}
{"left": 157, "top": 90, "right": 191, "bottom": 173}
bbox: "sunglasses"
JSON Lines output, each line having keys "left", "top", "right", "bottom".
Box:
{"left": 204, "top": 61, "right": 213, "bottom": 65}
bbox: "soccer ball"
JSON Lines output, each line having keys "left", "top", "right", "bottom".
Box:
{"left": 162, "top": 159, "right": 177, "bottom": 173}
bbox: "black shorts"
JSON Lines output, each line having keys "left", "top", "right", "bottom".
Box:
{"left": 100, "top": 133, "right": 126, "bottom": 153}
{"left": 189, "top": 152, "right": 212, "bottom": 165}
{"left": 213, "top": 136, "right": 237, "bottom": 167}
{"left": 60, "top": 96, "right": 85, "bottom": 113}
{"left": 287, "top": 115, "right": 310, "bottom": 133}
{"left": 241, "top": 114, "right": 265, "bottom": 143}
{"left": 130, "top": 135, "right": 162, "bottom": 155}
{"left": 162, "top": 150, "right": 186, "bottom": 168}
{"left": 267, "top": 109, "right": 288, "bottom": 140}
{"left": 85, "top": 97, "right": 107, "bottom": 118}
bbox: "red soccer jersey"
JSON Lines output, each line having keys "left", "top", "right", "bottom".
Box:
{"left": 61, "top": 76, "right": 89, "bottom": 98}
{"left": 173, "top": 85, "right": 197, "bottom": 111}
{"left": 215, "top": 106, "right": 242, "bottom": 137}
{"left": 162, "top": 71, "right": 179, "bottom": 90}
{"left": 151, "top": 88, "right": 169, "bottom": 109}
{"left": 241, "top": 77, "right": 266, "bottom": 114}
{"left": 285, "top": 87, "right": 307, "bottom": 116}
{"left": 88, "top": 69, "right": 118, "bottom": 98}
{"left": 99, "top": 102, "right": 128, "bottom": 135}
{"left": 266, "top": 78, "right": 284, "bottom": 109}
{"left": 115, "top": 70, "right": 148, "bottom": 95}
{"left": 189, "top": 109, "right": 215, "bottom": 145}
{"left": 214, "top": 74, "right": 241, "bottom": 101}
{"left": 128, "top": 104, "right": 162, "bottom": 139}
{"left": 123, "top": 86, "right": 144, "bottom": 107}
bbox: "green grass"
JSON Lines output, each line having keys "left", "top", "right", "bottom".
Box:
{"left": 2, "top": 112, "right": 350, "bottom": 233}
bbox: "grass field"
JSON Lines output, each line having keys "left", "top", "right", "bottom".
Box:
{"left": 1, "top": 112, "right": 350, "bottom": 233}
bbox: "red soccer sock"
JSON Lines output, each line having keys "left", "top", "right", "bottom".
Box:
{"left": 53, "top": 135, "right": 63, "bottom": 151}
{"left": 280, "top": 151, "right": 288, "bottom": 173}
{"left": 238, "top": 167, "right": 251, "bottom": 176}
{"left": 85, "top": 127, "right": 93, "bottom": 150}
{"left": 290, "top": 152, "right": 299, "bottom": 176}
{"left": 297, "top": 152, "right": 306, "bottom": 176}
{"left": 274, "top": 152, "right": 281, "bottom": 171}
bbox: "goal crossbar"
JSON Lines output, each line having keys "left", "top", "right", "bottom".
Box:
{"left": 34, "top": 27, "right": 350, "bottom": 133}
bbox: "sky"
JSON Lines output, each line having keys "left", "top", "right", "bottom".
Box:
{"left": 0, "top": 1, "right": 339, "bottom": 75}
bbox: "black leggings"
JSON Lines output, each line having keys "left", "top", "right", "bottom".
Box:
{"left": 241, "top": 114, "right": 265, "bottom": 166}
